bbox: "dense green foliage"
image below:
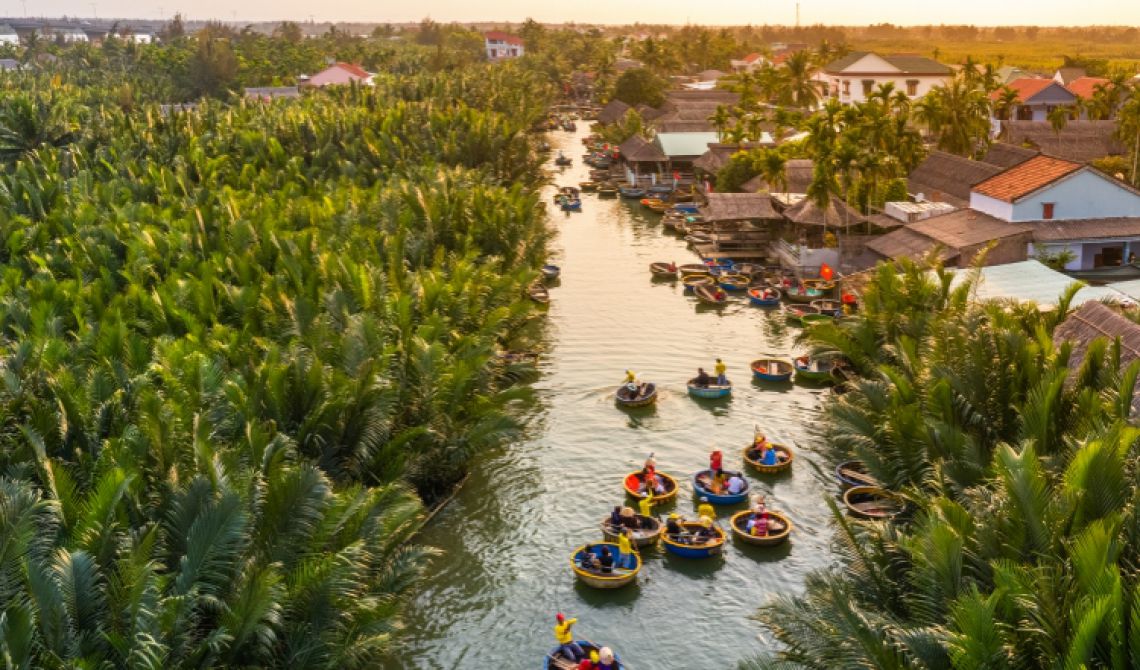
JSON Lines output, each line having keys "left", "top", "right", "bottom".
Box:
{"left": 0, "top": 38, "right": 559, "bottom": 666}
{"left": 748, "top": 261, "right": 1140, "bottom": 668}
{"left": 611, "top": 68, "right": 667, "bottom": 108}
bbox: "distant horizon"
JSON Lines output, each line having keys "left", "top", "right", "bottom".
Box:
{"left": 16, "top": 0, "right": 1140, "bottom": 28}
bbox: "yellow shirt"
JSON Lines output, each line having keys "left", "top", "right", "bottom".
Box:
{"left": 617, "top": 534, "right": 632, "bottom": 556}
{"left": 625, "top": 371, "right": 636, "bottom": 383}
{"left": 698, "top": 502, "right": 715, "bottom": 520}
{"left": 638, "top": 496, "right": 653, "bottom": 517}
{"left": 715, "top": 361, "right": 726, "bottom": 376}
{"left": 554, "top": 618, "right": 577, "bottom": 644}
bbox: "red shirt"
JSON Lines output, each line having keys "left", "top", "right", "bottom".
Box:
{"left": 710, "top": 452, "right": 723, "bottom": 471}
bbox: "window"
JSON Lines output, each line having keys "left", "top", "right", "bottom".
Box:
{"left": 842, "top": 80, "right": 850, "bottom": 97}
{"left": 861, "top": 79, "right": 874, "bottom": 97}
{"left": 906, "top": 79, "right": 919, "bottom": 96}
{"left": 1042, "top": 202, "right": 1055, "bottom": 220}
{"left": 820, "top": 82, "right": 829, "bottom": 97}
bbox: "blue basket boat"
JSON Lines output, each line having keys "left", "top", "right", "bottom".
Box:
{"left": 541, "top": 264, "right": 561, "bottom": 280}
{"left": 543, "top": 641, "right": 624, "bottom": 669}
{"left": 661, "top": 521, "right": 726, "bottom": 558}
{"left": 687, "top": 379, "right": 731, "bottom": 399}
{"left": 692, "top": 469, "right": 751, "bottom": 504}
{"left": 748, "top": 287, "right": 781, "bottom": 307}
{"left": 751, "top": 358, "right": 793, "bottom": 382}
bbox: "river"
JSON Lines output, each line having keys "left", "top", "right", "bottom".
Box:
{"left": 386, "top": 126, "right": 837, "bottom": 669}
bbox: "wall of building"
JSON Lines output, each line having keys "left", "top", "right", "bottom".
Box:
{"left": 969, "top": 192, "right": 1016, "bottom": 220}
{"left": 818, "top": 74, "right": 948, "bottom": 104}
{"left": 959, "top": 233, "right": 1031, "bottom": 267}
{"left": 1012, "top": 171, "right": 1140, "bottom": 221}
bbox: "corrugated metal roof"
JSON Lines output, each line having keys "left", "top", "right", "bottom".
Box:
{"left": 654, "top": 132, "right": 720, "bottom": 158}
{"left": 947, "top": 260, "right": 1127, "bottom": 307}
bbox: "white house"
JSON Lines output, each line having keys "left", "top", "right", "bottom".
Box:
{"left": 41, "top": 26, "right": 89, "bottom": 43}
{"left": 730, "top": 52, "right": 765, "bottom": 73}
{"left": 484, "top": 31, "right": 524, "bottom": 60}
{"left": 304, "top": 63, "right": 373, "bottom": 88}
{"left": 816, "top": 52, "right": 952, "bottom": 104}
{"left": 970, "top": 155, "right": 1140, "bottom": 270}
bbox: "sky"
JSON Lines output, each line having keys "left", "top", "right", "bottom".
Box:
{"left": 24, "top": 0, "right": 1140, "bottom": 26}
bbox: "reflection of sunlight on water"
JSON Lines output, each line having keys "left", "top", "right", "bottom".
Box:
{"left": 386, "top": 126, "right": 839, "bottom": 670}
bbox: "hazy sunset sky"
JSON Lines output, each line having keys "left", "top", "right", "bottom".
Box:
{"left": 29, "top": 0, "right": 1140, "bottom": 25}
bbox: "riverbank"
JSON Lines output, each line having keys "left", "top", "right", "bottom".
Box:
{"left": 385, "top": 125, "right": 840, "bottom": 668}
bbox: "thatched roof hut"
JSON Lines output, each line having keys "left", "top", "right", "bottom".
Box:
{"left": 999, "top": 120, "right": 1125, "bottom": 164}
{"left": 597, "top": 99, "right": 632, "bottom": 125}
{"left": 1054, "top": 301, "right": 1140, "bottom": 417}
{"left": 741, "top": 159, "right": 814, "bottom": 194}
{"left": 782, "top": 194, "right": 866, "bottom": 228}
{"left": 618, "top": 135, "right": 667, "bottom": 163}
{"left": 701, "top": 193, "right": 779, "bottom": 222}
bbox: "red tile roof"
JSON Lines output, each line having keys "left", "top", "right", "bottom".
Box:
{"left": 334, "top": 62, "right": 370, "bottom": 79}
{"left": 742, "top": 52, "right": 763, "bottom": 63}
{"left": 992, "top": 77, "right": 1054, "bottom": 103}
{"left": 971, "top": 154, "right": 1083, "bottom": 203}
{"left": 1066, "top": 76, "right": 1111, "bottom": 99}
{"left": 484, "top": 31, "right": 523, "bottom": 45}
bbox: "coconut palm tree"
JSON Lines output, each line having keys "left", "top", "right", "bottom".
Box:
{"left": 782, "top": 50, "right": 822, "bottom": 108}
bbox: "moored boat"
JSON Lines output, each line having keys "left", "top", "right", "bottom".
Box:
{"left": 601, "top": 515, "right": 664, "bottom": 547}
{"left": 793, "top": 355, "right": 836, "bottom": 383}
{"left": 783, "top": 303, "right": 820, "bottom": 325}
{"left": 843, "top": 486, "right": 904, "bottom": 520}
{"left": 784, "top": 285, "right": 825, "bottom": 304}
{"left": 544, "top": 641, "right": 625, "bottom": 670}
{"left": 554, "top": 152, "right": 572, "bottom": 166}
{"left": 678, "top": 263, "right": 710, "bottom": 275}
{"left": 560, "top": 198, "right": 582, "bottom": 212}
{"left": 570, "top": 543, "right": 640, "bottom": 589}
{"left": 650, "top": 261, "right": 678, "bottom": 277}
{"left": 619, "top": 187, "right": 646, "bottom": 198}
{"left": 623, "top": 470, "right": 679, "bottom": 503}
{"left": 748, "top": 287, "right": 781, "bottom": 307}
{"left": 578, "top": 181, "right": 598, "bottom": 191}
{"left": 596, "top": 184, "right": 619, "bottom": 196}
{"left": 810, "top": 298, "right": 842, "bottom": 316}
{"left": 661, "top": 521, "right": 726, "bottom": 558}
{"left": 687, "top": 379, "right": 732, "bottom": 399}
{"left": 692, "top": 469, "right": 750, "bottom": 504}
{"left": 730, "top": 509, "right": 792, "bottom": 547}
{"left": 541, "top": 264, "right": 561, "bottom": 280}
{"left": 800, "top": 312, "right": 833, "bottom": 326}
{"left": 615, "top": 382, "right": 657, "bottom": 407}
{"left": 835, "top": 460, "right": 880, "bottom": 488}
{"left": 751, "top": 358, "right": 793, "bottom": 382}
{"left": 803, "top": 278, "right": 835, "bottom": 292}
{"left": 682, "top": 275, "right": 714, "bottom": 292}
{"left": 718, "top": 274, "right": 750, "bottom": 291}
{"left": 694, "top": 284, "right": 728, "bottom": 305}
{"left": 528, "top": 284, "right": 550, "bottom": 304}
{"left": 743, "top": 442, "right": 794, "bottom": 474}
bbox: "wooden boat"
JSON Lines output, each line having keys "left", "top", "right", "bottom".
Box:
{"left": 554, "top": 153, "right": 572, "bottom": 166}
{"left": 694, "top": 284, "right": 728, "bottom": 306}
{"left": 784, "top": 286, "right": 825, "bottom": 304}
{"left": 800, "top": 313, "right": 833, "bottom": 326}
{"left": 601, "top": 515, "right": 663, "bottom": 547}
{"left": 843, "top": 486, "right": 904, "bottom": 520}
{"left": 751, "top": 358, "right": 793, "bottom": 382}
{"left": 623, "top": 470, "right": 679, "bottom": 503}
{"left": 671, "top": 203, "right": 700, "bottom": 214}
{"left": 793, "top": 356, "right": 836, "bottom": 383}
{"left": 682, "top": 275, "right": 714, "bottom": 292}
{"left": 678, "top": 263, "right": 710, "bottom": 276}
{"left": 560, "top": 198, "right": 582, "bottom": 212}
{"left": 803, "top": 279, "right": 835, "bottom": 291}
{"left": 619, "top": 187, "right": 646, "bottom": 198}
{"left": 615, "top": 382, "right": 657, "bottom": 407}
{"left": 640, "top": 197, "right": 665, "bottom": 208}
{"left": 743, "top": 443, "right": 794, "bottom": 474}
{"left": 687, "top": 378, "right": 732, "bottom": 399}
{"left": 578, "top": 181, "right": 598, "bottom": 191}
{"left": 718, "top": 274, "right": 750, "bottom": 291}
{"left": 661, "top": 521, "right": 726, "bottom": 558}
{"left": 748, "top": 287, "right": 781, "bottom": 307}
{"left": 528, "top": 284, "right": 550, "bottom": 305}
{"left": 692, "top": 469, "right": 751, "bottom": 504}
{"left": 648, "top": 184, "right": 674, "bottom": 194}
{"left": 810, "top": 298, "right": 842, "bottom": 316}
{"left": 541, "top": 264, "right": 561, "bottom": 280}
{"left": 596, "top": 184, "right": 619, "bottom": 196}
{"left": 836, "top": 460, "right": 880, "bottom": 488}
{"left": 730, "top": 510, "right": 792, "bottom": 547}
{"left": 783, "top": 304, "right": 820, "bottom": 325}
{"left": 544, "top": 641, "right": 625, "bottom": 670}
{"left": 647, "top": 201, "right": 672, "bottom": 213}
{"left": 649, "top": 262, "right": 678, "bottom": 277}
{"left": 570, "top": 543, "right": 640, "bottom": 589}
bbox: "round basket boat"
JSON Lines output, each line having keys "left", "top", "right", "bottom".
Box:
{"left": 661, "top": 521, "right": 726, "bottom": 559}
{"left": 691, "top": 469, "right": 750, "bottom": 504}
{"left": 835, "top": 460, "right": 880, "bottom": 488}
{"left": 743, "top": 443, "right": 794, "bottom": 474}
{"left": 793, "top": 356, "right": 836, "bottom": 383}
{"left": 747, "top": 287, "right": 781, "bottom": 307}
{"left": 687, "top": 379, "right": 732, "bottom": 399}
{"left": 718, "top": 274, "right": 750, "bottom": 291}
{"left": 730, "top": 509, "right": 792, "bottom": 546}
{"left": 541, "top": 264, "right": 561, "bottom": 280}
{"left": 615, "top": 382, "right": 657, "bottom": 408}
{"left": 544, "top": 641, "right": 625, "bottom": 670}
{"left": 802, "top": 279, "right": 835, "bottom": 291}
{"left": 783, "top": 303, "right": 820, "bottom": 325}
{"left": 751, "top": 359, "right": 793, "bottom": 382}
{"left": 694, "top": 284, "right": 728, "bottom": 305}
{"left": 623, "top": 471, "right": 679, "bottom": 504}
{"left": 682, "top": 275, "right": 714, "bottom": 291}
{"left": 810, "top": 298, "right": 841, "bottom": 316}
{"left": 601, "top": 515, "right": 663, "bottom": 547}
{"left": 650, "top": 262, "right": 678, "bottom": 278}
{"left": 570, "top": 543, "right": 641, "bottom": 589}
{"left": 678, "top": 263, "right": 711, "bottom": 276}
{"left": 843, "top": 486, "right": 904, "bottom": 520}
{"left": 800, "top": 313, "right": 834, "bottom": 326}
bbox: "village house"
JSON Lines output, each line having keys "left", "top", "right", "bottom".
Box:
{"left": 816, "top": 52, "right": 951, "bottom": 104}
{"left": 484, "top": 31, "right": 524, "bottom": 60}
{"left": 304, "top": 63, "right": 373, "bottom": 88}
{"left": 730, "top": 53, "right": 766, "bottom": 73}
{"left": 991, "top": 78, "right": 1077, "bottom": 124}
{"left": 0, "top": 24, "right": 18, "bottom": 46}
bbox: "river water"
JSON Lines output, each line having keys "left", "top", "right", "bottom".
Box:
{"left": 386, "top": 127, "right": 837, "bottom": 669}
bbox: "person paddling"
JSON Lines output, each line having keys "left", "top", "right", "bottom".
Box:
{"left": 554, "top": 613, "right": 583, "bottom": 661}
{"left": 714, "top": 357, "right": 727, "bottom": 385}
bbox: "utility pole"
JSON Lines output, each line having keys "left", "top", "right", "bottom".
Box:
{"left": 796, "top": 2, "right": 800, "bottom": 28}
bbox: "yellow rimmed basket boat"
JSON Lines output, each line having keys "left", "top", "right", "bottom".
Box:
{"left": 729, "top": 509, "right": 793, "bottom": 546}
{"left": 661, "top": 521, "right": 726, "bottom": 558}
{"left": 601, "top": 515, "right": 664, "bottom": 547}
{"left": 743, "top": 443, "right": 794, "bottom": 474}
{"left": 623, "top": 471, "right": 679, "bottom": 503}
{"left": 570, "top": 543, "right": 641, "bottom": 589}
